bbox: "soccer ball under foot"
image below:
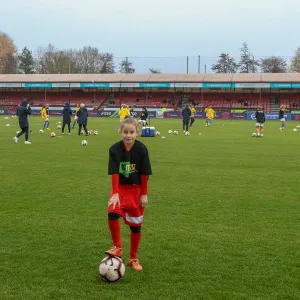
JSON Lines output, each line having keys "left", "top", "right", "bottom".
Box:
{"left": 81, "top": 140, "right": 88, "bottom": 146}
{"left": 99, "top": 256, "right": 125, "bottom": 283}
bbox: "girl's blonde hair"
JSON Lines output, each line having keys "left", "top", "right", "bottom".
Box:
{"left": 120, "top": 116, "right": 138, "bottom": 131}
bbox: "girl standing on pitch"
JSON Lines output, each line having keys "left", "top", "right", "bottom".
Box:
{"left": 255, "top": 104, "right": 265, "bottom": 137}
{"left": 279, "top": 105, "right": 288, "bottom": 131}
{"left": 105, "top": 117, "right": 152, "bottom": 271}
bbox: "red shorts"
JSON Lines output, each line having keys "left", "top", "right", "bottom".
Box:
{"left": 108, "top": 184, "right": 144, "bottom": 227}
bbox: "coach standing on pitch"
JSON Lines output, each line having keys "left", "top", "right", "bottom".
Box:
{"left": 182, "top": 104, "right": 191, "bottom": 133}
{"left": 77, "top": 103, "right": 89, "bottom": 136}
{"left": 62, "top": 102, "right": 72, "bottom": 135}
{"left": 14, "top": 99, "right": 32, "bottom": 144}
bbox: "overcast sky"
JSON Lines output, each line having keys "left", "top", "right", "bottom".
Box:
{"left": 1, "top": 0, "right": 300, "bottom": 73}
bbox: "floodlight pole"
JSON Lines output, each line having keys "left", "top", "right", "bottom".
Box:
{"left": 186, "top": 56, "right": 189, "bottom": 74}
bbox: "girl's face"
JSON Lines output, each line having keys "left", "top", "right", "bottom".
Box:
{"left": 121, "top": 123, "right": 138, "bottom": 147}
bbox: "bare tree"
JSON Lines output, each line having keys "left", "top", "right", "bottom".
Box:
{"left": 260, "top": 56, "right": 287, "bottom": 73}
{"left": 73, "top": 46, "right": 115, "bottom": 74}
{"left": 149, "top": 68, "right": 161, "bottom": 74}
{"left": 35, "top": 44, "right": 57, "bottom": 74}
{"left": 291, "top": 47, "right": 300, "bottom": 72}
{"left": 0, "top": 31, "right": 18, "bottom": 73}
{"left": 35, "top": 45, "right": 115, "bottom": 74}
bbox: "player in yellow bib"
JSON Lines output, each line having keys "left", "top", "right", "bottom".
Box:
{"left": 119, "top": 104, "right": 130, "bottom": 121}
{"left": 189, "top": 105, "right": 196, "bottom": 128}
{"left": 72, "top": 104, "right": 80, "bottom": 129}
{"left": 205, "top": 107, "right": 215, "bottom": 126}
{"left": 40, "top": 104, "right": 50, "bottom": 130}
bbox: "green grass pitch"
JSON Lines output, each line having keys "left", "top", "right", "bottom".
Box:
{"left": 0, "top": 116, "right": 300, "bottom": 300}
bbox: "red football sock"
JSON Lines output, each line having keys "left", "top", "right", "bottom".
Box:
{"left": 108, "top": 220, "right": 122, "bottom": 248}
{"left": 130, "top": 232, "right": 141, "bottom": 259}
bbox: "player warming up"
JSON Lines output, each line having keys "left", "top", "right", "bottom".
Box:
{"left": 14, "top": 100, "right": 32, "bottom": 144}
{"left": 279, "top": 105, "right": 288, "bottom": 131}
{"left": 72, "top": 104, "right": 80, "bottom": 129}
{"left": 255, "top": 104, "right": 265, "bottom": 137}
{"left": 138, "top": 106, "right": 148, "bottom": 126}
{"left": 105, "top": 117, "right": 152, "bottom": 271}
{"left": 205, "top": 106, "right": 215, "bottom": 126}
{"left": 41, "top": 104, "right": 50, "bottom": 130}
{"left": 189, "top": 105, "right": 196, "bottom": 128}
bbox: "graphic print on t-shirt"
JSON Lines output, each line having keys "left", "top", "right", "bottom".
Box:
{"left": 119, "top": 161, "right": 136, "bottom": 178}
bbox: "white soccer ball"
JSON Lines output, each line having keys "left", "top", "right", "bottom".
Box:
{"left": 57, "top": 125, "right": 61, "bottom": 129}
{"left": 293, "top": 128, "right": 297, "bottom": 132}
{"left": 4, "top": 117, "right": 9, "bottom": 120}
{"left": 297, "top": 125, "right": 300, "bottom": 129}
{"left": 57, "top": 121, "right": 61, "bottom": 124}
{"left": 168, "top": 130, "right": 173, "bottom": 134}
{"left": 6, "top": 124, "right": 10, "bottom": 127}
{"left": 39, "top": 129, "right": 44, "bottom": 134}
{"left": 252, "top": 133, "right": 257, "bottom": 137}
{"left": 87, "top": 131, "right": 91, "bottom": 135}
{"left": 50, "top": 132, "right": 56, "bottom": 137}
{"left": 174, "top": 131, "right": 178, "bottom": 135}
{"left": 81, "top": 140, "right": 88, "bottom": 146}
{"left": 161, "top": 136, "right": 166, "bottom": 139}
{"left": 155, "top": 131, "right": 160, "bottom": 136}
{"left": 185, "top": 131, "right": 190, "bottom": 136}
{"left": 99, "top": 256, "right": 125, "bottom": 283}
{"left": 94, "top": 131, "right": 98, "bottom": 135}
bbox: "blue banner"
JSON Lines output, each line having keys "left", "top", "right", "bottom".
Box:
{"left": 202, "top": 83, "right": 233, "bottom": 89}
{"left": 292, "top": 83, "right": 300, "bottom": 88}
{"left": 270, "top": 83, "right": 292, "bottom": 89}
{"left": 80, "top": 83, "right": 110, "bottom": 88}
{"left": 24, "top": 83, "right": 52, "bottom": 88}
{"left": 139, "top": 83, "right": 171, "bottom": 88}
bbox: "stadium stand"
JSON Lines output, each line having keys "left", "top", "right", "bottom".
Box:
{"left": 1, "top": 73, "right": 300, "bottom": 112}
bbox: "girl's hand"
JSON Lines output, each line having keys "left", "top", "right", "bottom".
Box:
{"left": 108, "top": 193, "right": 120, "bottom": 210}
{"left": 140, "top": 195, "right": 148, "bottom": 208}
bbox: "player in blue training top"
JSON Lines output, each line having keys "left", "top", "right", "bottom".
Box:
{"left": 255, "top": 104, "right": 265, "bottom": 137}
{"left": 279, "top": 105, "right": 288, "bottom": 131}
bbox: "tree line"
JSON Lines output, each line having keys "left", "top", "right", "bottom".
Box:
{"left": 1, "top": 31, "right": 300, "bottom": 74}
{"left": 211, "top": 42, "right": 293, "bottom": 73}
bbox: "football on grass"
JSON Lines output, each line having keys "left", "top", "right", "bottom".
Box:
{"left": 99, "top": 256, "right": 125, "bottom": 283}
